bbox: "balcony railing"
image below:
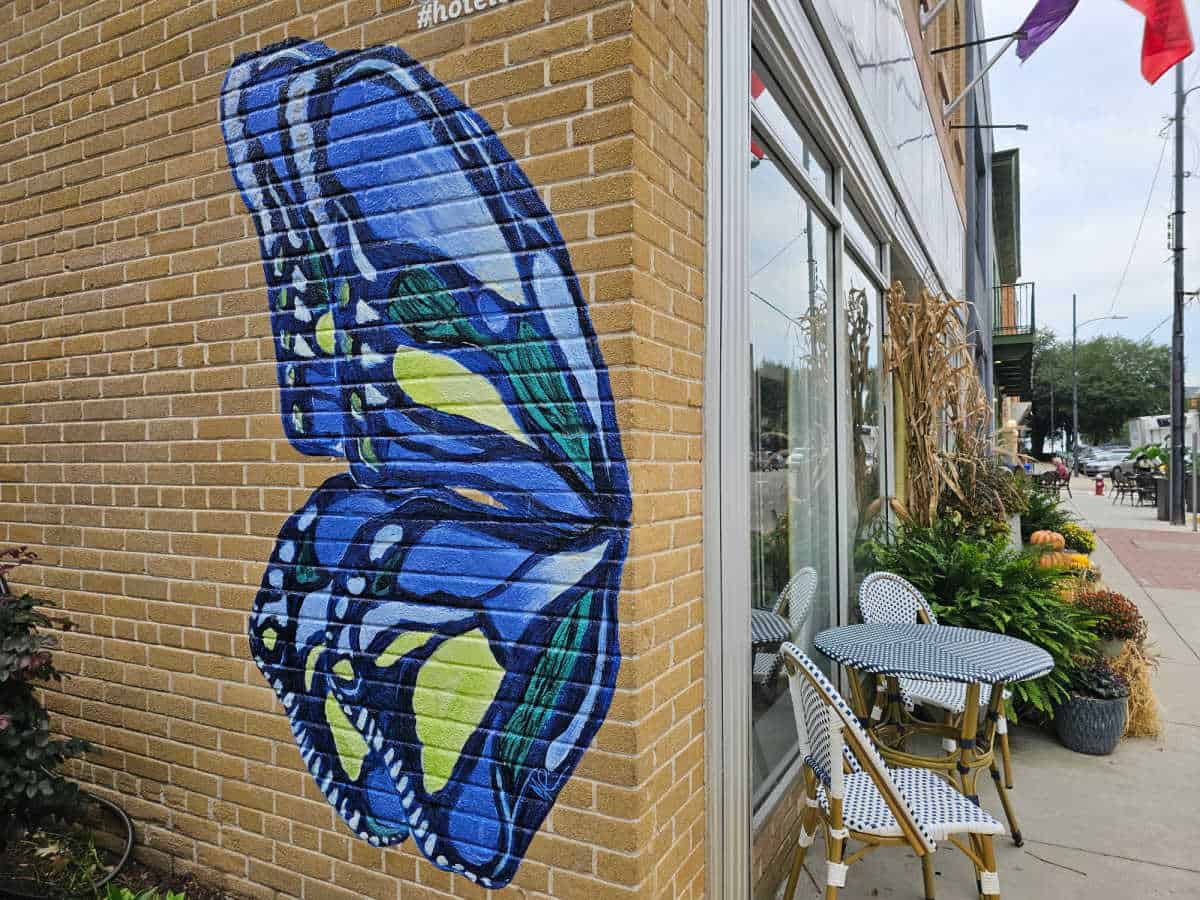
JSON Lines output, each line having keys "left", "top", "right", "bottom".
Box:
{"left": 994, "top": 282, "right": 1035, "bottom": 338}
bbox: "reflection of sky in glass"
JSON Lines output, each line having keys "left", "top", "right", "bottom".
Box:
{"left": 751, "top": 73, "right": 832, "bottom": 200}
{"left": 827, "top": 0, "right": 964, "bottom": 290}
{"left": 749, "top": 151, "right": 831, "bottom": 369}
{"left": 845, "top": 193, "right": 881, "bottom": 268}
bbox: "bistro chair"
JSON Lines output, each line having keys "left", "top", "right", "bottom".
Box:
{"left": 1136, "top": 472, "right": 1158, "bottom": 507}
{"left": 1111, "top": 472, "right": 1137, "bottom": 505}
{"left": 858, "top": 572, "right": 1021, "bottom": 838}
{"left": 780, "top": 644, "right": 1004, "bottom": 900}
{"left": 751, "top": 567, "right": 818, "bottom": 689}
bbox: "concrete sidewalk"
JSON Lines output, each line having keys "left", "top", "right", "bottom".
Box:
{"left": 781, "top": 481, "right": 1200, "bottom": 899}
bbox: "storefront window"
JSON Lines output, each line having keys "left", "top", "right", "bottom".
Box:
{"left": 751, "top": 69, "right": 833, "bottom": 201}
{"left": 845, "top": 194, "right": 883, "bottom": 269}
{"left": 845, "top": 253, "right": 886, "bottom": 593}
{"left": 748, "top": 130, "right": 838, "bottom": 806}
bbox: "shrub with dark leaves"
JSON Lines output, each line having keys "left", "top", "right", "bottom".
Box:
{"left": 0, "top": 549, "right": 90, "bottom": 844}
{"left": 1069, "top": 661, "right": 1130, "bottom": 701}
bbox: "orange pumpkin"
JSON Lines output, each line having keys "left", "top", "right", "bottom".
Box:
{"left": 1030, "top": 530, "right": 1066, "bottom": 551}
{"left": 1038, "top": 550, "right": 1069, "bottom": 568}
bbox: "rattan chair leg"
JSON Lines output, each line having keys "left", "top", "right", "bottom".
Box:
{"left": 998, "top": 730, "right": 1014, "bottom": 789}
{"left": 824, "top": 799, "right": 846, "bottom": 900}
{"left": 921, "top": 853, "right": 936, "bottom": 900}
{"left": 783, "top": 802, "right": 820, "bottom": 900}
{"left": 980, "top": 835, "right": 1001, "bottom": 899}
{"left": 989, "top": 763, "right": 1023, "bottom": 846}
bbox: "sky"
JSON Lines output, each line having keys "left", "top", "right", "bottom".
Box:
{"left": 980, "top": 0, "right": 1200, "bottom": 386}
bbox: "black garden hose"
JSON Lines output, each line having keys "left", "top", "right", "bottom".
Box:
{"left": 0, "top": 790, "right": 134, "bottom": 899}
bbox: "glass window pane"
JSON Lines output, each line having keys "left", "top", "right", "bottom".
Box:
{"left": 751, "top": 68, "right": 833, "bottom": 200}
{"left": 845, "top": 194, "right": 882, "bottom": 268}
{"left": 845, "top": 253, "right": 886, "bottom": 595}
{"left": 748, "top": 133, "right": 838, "bottom": 807}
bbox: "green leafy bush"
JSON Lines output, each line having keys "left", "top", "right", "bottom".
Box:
{"left": 1060, "top": 522, "right": 1097, "bottom": 554}
{"left": 106, "top": 886, "right": 188, "bottom": 900}
{"left": 860, "top": 521, "right": 1099, "bottom": 717}
{"left": 1020, "top": 481, "right": 1075, "bottom": 543}
{"left": 939, "top": 461, "right": 1029, "bottom": 538}
{"left": 0, "top": 549, "right": 90, "bottom": 843}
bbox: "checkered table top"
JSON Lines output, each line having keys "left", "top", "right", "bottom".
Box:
{"left": 751, "top": 608, "right": 791, "bottom": 647}
{"left": 814, "top": 623, "right": 1053, "bottom": 685}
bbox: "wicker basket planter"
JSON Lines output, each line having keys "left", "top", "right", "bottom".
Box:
{"left": 1054, "top": 694, "right": 1128, "bottom": 755}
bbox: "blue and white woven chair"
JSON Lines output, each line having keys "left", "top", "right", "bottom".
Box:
{"left": 752, "top": 567, "right": 818, "bottom": 688}
{"left": 858, "top": 572, "right": 1015, "bottom": 785}
{"left": 780, "top": 644, "right": 1004, "bottom": 900}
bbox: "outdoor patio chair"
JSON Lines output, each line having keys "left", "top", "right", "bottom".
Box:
{"left": 1136, "top": 472, "right": 1158, "bottom": 507}
{"left": 752, "top": 567, "right": 818, "bottom": 688}
{"left": 780, "top": 644, "right": 1004, "bottom": 900}
{"left": 1054, "top": 470, "right": 1072, "bottom": 498}
{"left": 858, "top": 573, "right": 1016, "bottom": 792}
{"left": 1111, "top": 472, "right": 1137, "bottom": 505}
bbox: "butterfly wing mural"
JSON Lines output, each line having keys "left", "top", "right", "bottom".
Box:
{"left": 220, "top": 40, "right": 631, "bottom": 889}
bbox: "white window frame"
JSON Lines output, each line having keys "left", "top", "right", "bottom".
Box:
{"left": 705, "top": 1, "right": 945, "bottom": 897}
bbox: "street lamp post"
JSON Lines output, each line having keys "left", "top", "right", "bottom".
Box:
{"left": 1071, "top": 293, "right": 1128, "bottom": 466}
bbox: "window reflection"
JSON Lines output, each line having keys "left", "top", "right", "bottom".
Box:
{"left": 748, "top": 132, "right": 837, "bottom": 806}
{"left": 751, "top": 69, "right": 833, "bottom": 200}
{"left": 845, "top": 255, "right": 885, "bottom": 594}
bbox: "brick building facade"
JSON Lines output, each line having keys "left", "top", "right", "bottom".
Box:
{"left": 0, "top": 1, "right": 989, "bottom": 898}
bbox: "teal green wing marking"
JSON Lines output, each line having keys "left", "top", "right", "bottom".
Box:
{"left": 384, "top": 268, "right": 593, "bottom": 479}
{"left": 498, "top": 591, "right": 593, "bottom": 777}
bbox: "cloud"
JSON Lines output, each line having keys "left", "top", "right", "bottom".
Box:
{"left": 980, "top": 0, "right": 1199, "bottom": 385}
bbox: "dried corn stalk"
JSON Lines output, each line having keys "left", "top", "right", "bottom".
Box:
{"left": 883, "top": 282, "right": 992, "bottom": 526}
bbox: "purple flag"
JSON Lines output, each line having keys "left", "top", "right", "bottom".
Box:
{"left": 1016, "top": 0, "right": 1081, "bottom": 60}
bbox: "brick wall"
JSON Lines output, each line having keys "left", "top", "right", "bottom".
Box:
{"left": 0, "top": 1, "right": 705, "bottom": 898}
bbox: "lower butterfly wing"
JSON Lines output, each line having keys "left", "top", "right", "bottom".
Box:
{"left": 249, "top": 476, "right": 623, "bottom": 887}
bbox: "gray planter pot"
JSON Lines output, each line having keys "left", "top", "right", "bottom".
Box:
{"left": 1054, "top": 694, "right": 1128, "bottom": 755}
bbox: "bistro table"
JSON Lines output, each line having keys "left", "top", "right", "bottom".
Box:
{"left": 814, "top": 622, "right": 1053, "bottom": 846}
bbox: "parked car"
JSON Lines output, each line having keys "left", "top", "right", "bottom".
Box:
{"left": 1082, "top": 448, "right": 1131, "bottom": 477}
{"left": 1111, "top": 451, "right": 1163, "bottom": 479}
{"left": 1073, "top": 446, "right": 1097, "bottom": 475}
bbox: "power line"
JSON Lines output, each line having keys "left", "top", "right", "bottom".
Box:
{"left": 1108, "top": 135, "right": 1170, "bottom": 315}
{"left": 1142, "top": 312, "right": 1173, "bottom": 342}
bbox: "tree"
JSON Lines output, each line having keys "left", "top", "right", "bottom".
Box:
{"left": 1029, "top": 331, "right": 1170, "bottom": 456}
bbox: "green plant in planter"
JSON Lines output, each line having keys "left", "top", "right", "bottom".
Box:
{"left": 1020, "top": 480, "right": 1075, "bottom": 543}
{"left": 0, "top": 547, "right": 90, "bottom": 846}
{"left": 860, "top": 520, "right": 1099, "bottom": 717}
{"left": 1068, "top": 661, "right": 1130, "bottom": 700}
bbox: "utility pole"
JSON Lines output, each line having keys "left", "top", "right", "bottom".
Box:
{"left": 1171, "top": 66, "right": 1187, "bottom": 525}
{"left": 1049, "top": 382, "right": 1055, "bottom": 455}
{"left": 1072, "top": 294, "right": 1079, "bottom": 464}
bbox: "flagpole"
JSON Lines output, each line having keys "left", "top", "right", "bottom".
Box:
{"left": 1171, "top": 64, "right": 1187, "bottom": 524}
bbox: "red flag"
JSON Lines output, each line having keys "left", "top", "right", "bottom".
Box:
{"left": 1124, "top": 0, "right": 1194, "bottom": 84}
{"left": 750, "top": 71, "right": 766, "bottom": 161}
